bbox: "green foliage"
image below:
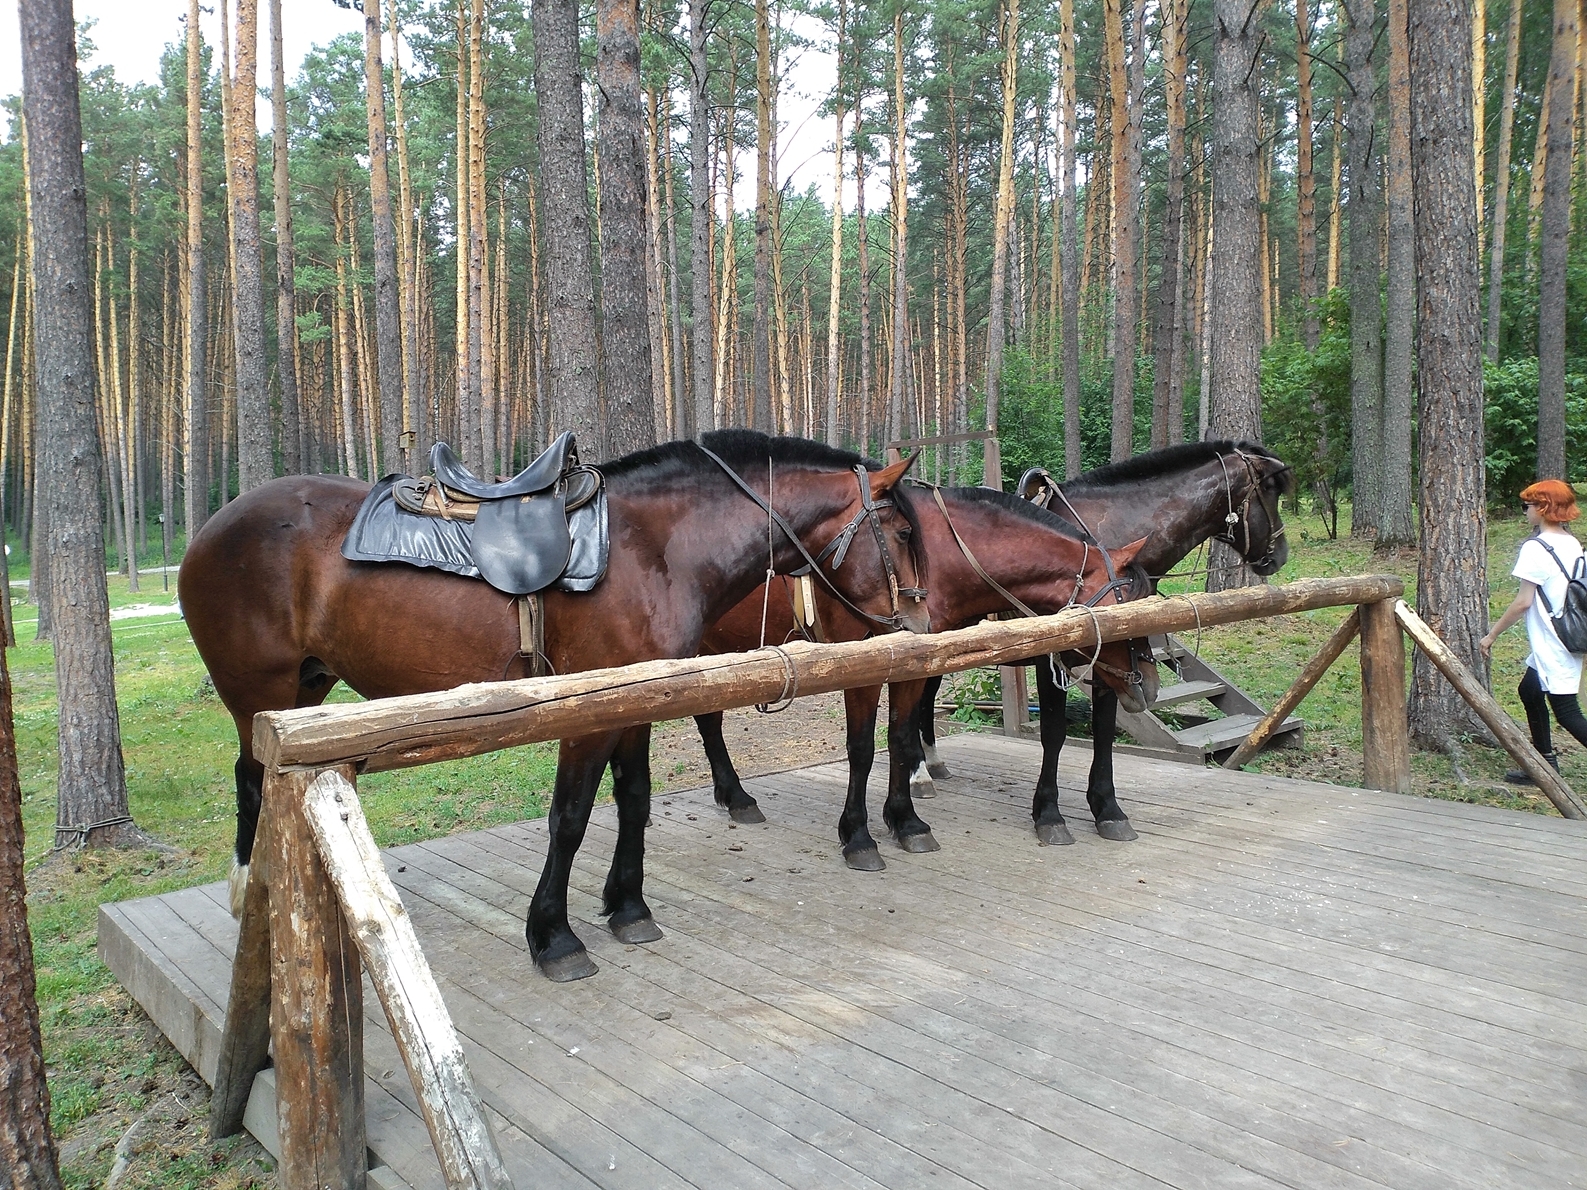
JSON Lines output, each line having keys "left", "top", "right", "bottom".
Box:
{"left": 992, "top": 348, "right": 1158, "bottom": 484}
{"left": 1482, "top": 355, "right": 1587, "bottom": 501}
{"left": 1260, "top": 292, "right": 1353, "bottom": 533}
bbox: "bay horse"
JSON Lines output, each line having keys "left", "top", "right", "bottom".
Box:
{"left": 911, "top": 439, "right": 1294, "bottom": 844}
{"left": 177, "top": 431, "right": 928, "bottom": 981}
{"left": 693, "top": 485, "right": 1157, "bottom": 869}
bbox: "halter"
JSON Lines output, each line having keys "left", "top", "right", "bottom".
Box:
{"left": 697, "top": 444, "right": 926, "bottom": 634}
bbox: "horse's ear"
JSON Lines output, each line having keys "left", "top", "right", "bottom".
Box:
{"left": 868, "top": 454, "right": 915, "bottom": 498}
{"left": 1109, "top": 536, "right": 1150, "bottom": 569}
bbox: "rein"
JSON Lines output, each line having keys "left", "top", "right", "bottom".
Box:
{"left": 695, "top": 443, "right": 925, "bottom": 634}
{"left": 926, "top": 484, "right": 1142, "bottom": 690}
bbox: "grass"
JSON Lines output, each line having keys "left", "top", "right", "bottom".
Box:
{"left": 6, "top": 502, "right": 1573, "bottom": 1184}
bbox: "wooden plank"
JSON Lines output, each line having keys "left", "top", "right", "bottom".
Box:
{"left": 301, "top": 769, "right": 514, "bottom": 1190}
{"left": 268, "top": 765, "right": 368, "bottom": 1190}
{"left": 211, "top": 799, "right": 273, "bottom": 1139}
{"left": 1224, "top": 608, "right": 1359, "bottom": 771}
{"left": 999, "top": 664, "right": 1028, "bottom": 736}
{"left": 255, "top": 576, "right": 1406, "bottom": 773}
{"left": 1358, "top": 601, "right": 1412, "bottom": 792}
{"left": 1394, "top": 600, "right": 1587, "bottom": 818}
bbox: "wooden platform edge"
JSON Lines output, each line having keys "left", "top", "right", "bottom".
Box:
{"left": 97, "top": 899, "right": 421, "bottom": 1190}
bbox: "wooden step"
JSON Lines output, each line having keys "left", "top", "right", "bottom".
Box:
{"left": 1170, "top": 712, "right": 1304, "bottom": 754}
{"left": 1150, "top": 678, "right": 1225, "bottom": 708}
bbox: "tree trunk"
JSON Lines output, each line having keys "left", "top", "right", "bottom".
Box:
{"left": 268, "top": 0, "right": 301, "bottom": 474}
{"left": 22, "top": 0, "right": 140, "bottom": 851}
{"left": 1345, "top": 0, "right": 1383, "bottom": 537}
{"left": 533, "top": 0, "right": 602, "bottom": 454}
{"left": 1296, "top": 0, "right": 1319, "bottom": 349}
{"left": 387, "top": 0, "right": 421, "bottom": 464}
{"left": 824, "top": 0, "right": 846, "bottom": 447}
{"left": 184, "top": 0, "right": 208, "bottom": 536}
{"left": 751, "top": 0, "right": 774, "bottom": 431}
{"left": 364, "top": 0, "right": 404, "bottom": 476}
{"left": 228, "top": 0, "right": 271, "bottom": 491}
{"left": 661, "top": 89, "right": 687, "bottom": 438}
{"left": 468, "top": 0, "right": 490, "bottom": 471}
{"left": 454, "top": 5, "right": 471, "bottom": 456}
{"left": 646, "top": 81, "right": 672, "bottom": 439}
{"left": 889, "top": 4, "right": 910, "bottom": 448}
{"left": 688, "top": 0, "right": 713, "bottom": 437}
{"left": 1207, "top": 0, "right": 1264, "bottom": 590}
{"left": 985, "top": 0, "right": 1019, "bottom": 485}
{"left": 855, "top": 109, "right": 873, "bottom": 452}
{"left": 1104, "top": 0, "right": 1134, "bottom": 461}
{"left": 0, "top": 639, "right": 60, "bottom": 1188}
{"left": 1485, "top": 0, "right": 1525, "bottom": 362}
{"left": 1150, "top": 0, "right": 1187, "bottom": 449}
{"left": 1380, "top": 0, "right": 1416, "bottom": 548}
{"left": 597, "top": 0, "right": 656, "bottom": 455}
{"left": 1407, "top": 0, "right": 1490, "bottom": 747}
{"left": 1327, "top": 94, "right": 1343, "bottom": 292}
{"left": 1060, "top": 0, "right": 1081, "bottom": 474}
{"left": 1538, "top": 0, "right": 1578, "bottom": 480}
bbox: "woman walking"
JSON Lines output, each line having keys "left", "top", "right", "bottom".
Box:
{"left": 1480, "top": 479, "right": 1587, "bottom": 783}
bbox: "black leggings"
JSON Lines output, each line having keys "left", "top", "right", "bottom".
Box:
{"left": 1518, "top": 667, "right": 1587, "bottom": 756}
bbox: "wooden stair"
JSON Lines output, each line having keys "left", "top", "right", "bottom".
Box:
{"left": 1109, "top": 634, "right": 1304, "bottom": 762}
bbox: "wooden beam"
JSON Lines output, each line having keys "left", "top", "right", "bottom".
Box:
{"left": 1224, "top": 608, "right": 1360, "bottom": 772}
{"left": 884, "top": 428, "right": 997, "bottom": 450}
{"left": 210, "top": 808, "right": 273, "bottom": 1140}
{"left": 255, "top": 575, "right": 1405, "bottom": 775}
{"left": 1000, "top": 664, "right": 1029, "bottom": 736}
{"left": 1359, "top": 600, "right": 1412, "bottom": 793}
{"left": 1393, "top": 600, "right": 1587, "bottom": 819}
{"left": 268, "top": 765, "right": 369, "bottom": 1188}
{"left": 301, "top": 770, "right": 514, "bottom": 1190}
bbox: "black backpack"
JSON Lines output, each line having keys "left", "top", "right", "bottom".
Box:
{"left": 1531, "top": 537, "right": 1587, "bottom": 654}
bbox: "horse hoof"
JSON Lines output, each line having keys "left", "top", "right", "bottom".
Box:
{"left": 537, "top": 949, "right": 599, "bottom": 983}
{"left": 844, "top": 847, "right": 886, "bottom": 872}
{"left": 228, "top": 861, "right": 249, "bottom": 919}
{"left": 1036, "top": 822, "right": 1076, "bottom": 846}
{"left": 926, "top": 762, "right": 952, "bottom": 780}
{"left": 898, "top": 831, "right": 940, "bottom": 854}
{"left": 908, "top": 776, "right": 937, "bottom": 800}
{"left": 610, "top": 917, "right": 664, "bottom": 945}
{"left": 1096, "top": 819, "right": 1138, "bottom": 842}
{"left": 729, "top": 803, "right": 767, "bottom": 825}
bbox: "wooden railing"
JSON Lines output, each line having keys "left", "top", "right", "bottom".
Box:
{"left": 207, "top": 574, "right": 1583, "bottom": 1189}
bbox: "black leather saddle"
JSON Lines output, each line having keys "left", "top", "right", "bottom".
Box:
{"left": 341, "top": 432, "right": 609, "bottom": 597}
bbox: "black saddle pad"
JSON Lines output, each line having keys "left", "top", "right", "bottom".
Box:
{"left": 341, "top": 476, "right": 609, "bottom": 596}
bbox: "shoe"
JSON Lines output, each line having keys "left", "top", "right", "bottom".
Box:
{"left": 1505, "top": 752, "right": 1560, "bottom": 785}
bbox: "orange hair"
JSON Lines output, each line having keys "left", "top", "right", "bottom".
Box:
{"left": 1521, "top": 478, "right": 1581, "bottom": 523}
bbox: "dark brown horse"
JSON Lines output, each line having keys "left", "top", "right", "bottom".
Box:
{"left": 178, "top": 431, "right": 928, "bottom": 981}
{"left": 910, "top": 439, "right": 1295, "bottom": 844}
{"left": 693, "top": 485, "right": 1157, "bottom": 869}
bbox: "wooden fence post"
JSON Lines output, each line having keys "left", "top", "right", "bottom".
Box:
{"left": 1359, "top": 600, "right": 1413, "bottom": 793}
{"left": 269, "top": 764, "right": 368, "bottom": 1188}
{"left": 210, "top": 806, "right": 273, "bottom": 1139}
{"left": 1000, "top": 664, "right": 1028, "bottom": 736}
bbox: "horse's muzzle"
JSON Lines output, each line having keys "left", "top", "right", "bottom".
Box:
{"left": 1117, "top": 659, "right": 1160, "bottom": 715}
{"left": 899, "top": 603, "right": 932, "bottom": 634}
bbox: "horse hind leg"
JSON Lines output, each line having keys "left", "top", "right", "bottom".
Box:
{"left": 919, "top": 674, "right": 952, "bottom": 781}
{"left": 227, "top": 657, "right": 341, "bottom": 917}
{"left": 1086, "top": 685, "right": 1138, "bottom": 842}
{"left": 603, "top": 725, "right": 664, "bottom": 945}
{"left": 1031, "top": 658, "right": 1075, "bottom": 846}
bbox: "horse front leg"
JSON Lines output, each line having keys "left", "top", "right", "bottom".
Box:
{"left": 1087, "top": 685, "right": 1138, "bottom": 842}
{"left": 693, "top": 712, "right": 766, "bottom": 823}
{"left": 838, "top": 685, "right": 885, "bottom": 871}
{"left": 1032, "top": 657, "right": 1075, "bottom": 846}
{"left": 918, "top": 674, "right": 952, "bottom": 781}
{"left": 883, "top": 679, "right": 939, "bottom": 854}
{"left": 603, "top": 724, "right": 664, "bottom": 944}
{"left": 527, "top": 731, "right": 621, "bottom": 982}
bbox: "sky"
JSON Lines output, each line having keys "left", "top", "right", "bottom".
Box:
{"left": 0, "top": 0, "right": 852, "bottom": 212}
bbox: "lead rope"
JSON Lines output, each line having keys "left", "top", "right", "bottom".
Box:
{"left": 755, "top": 458, "right": 799, "bottom": 713}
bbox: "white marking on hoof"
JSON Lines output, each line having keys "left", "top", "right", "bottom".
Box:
{"left": 908, "top": 760, "right": 937, "bottom": 799}
{"left": 229, "top": 860, "right": 249, "bottom": 919}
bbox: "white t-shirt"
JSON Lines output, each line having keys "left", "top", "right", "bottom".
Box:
{"left": 1513, "top": 530, "right": 1586, "bottom": 693}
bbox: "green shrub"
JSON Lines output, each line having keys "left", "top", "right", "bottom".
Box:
{"left": 1483, "top": 356, "right": 1587, "bottom": 503}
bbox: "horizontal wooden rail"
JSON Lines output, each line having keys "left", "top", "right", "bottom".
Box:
{"left": 255, "top": 574, "right": 1403, "bottom": 774}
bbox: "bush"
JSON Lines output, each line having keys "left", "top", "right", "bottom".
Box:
{"left": 1260, "top": 292, "right": 1353, "bottom": 535}
{"left": 1483, "top": 356, "right": 1587, "bottom": 503}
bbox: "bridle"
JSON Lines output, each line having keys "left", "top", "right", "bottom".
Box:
{"left": 697, "top": 444, "right": 927, "bottom": 634}
{"left": 1212, "top": 448, "right": 1289, "bottom": 573}
{"left": 923, "top": 482, "right": 1149, "bottom": 693}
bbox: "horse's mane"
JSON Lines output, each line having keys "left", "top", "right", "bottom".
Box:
{"left": 601, "top": 430, "right": 927, "bottom": 579}
{"left": 1063, "top": 439, "right": 1290, "bottom": 494}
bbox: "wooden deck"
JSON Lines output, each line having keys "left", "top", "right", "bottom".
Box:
{"left": 100, "top": 731, "right": 1587, "bottom": 1190}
